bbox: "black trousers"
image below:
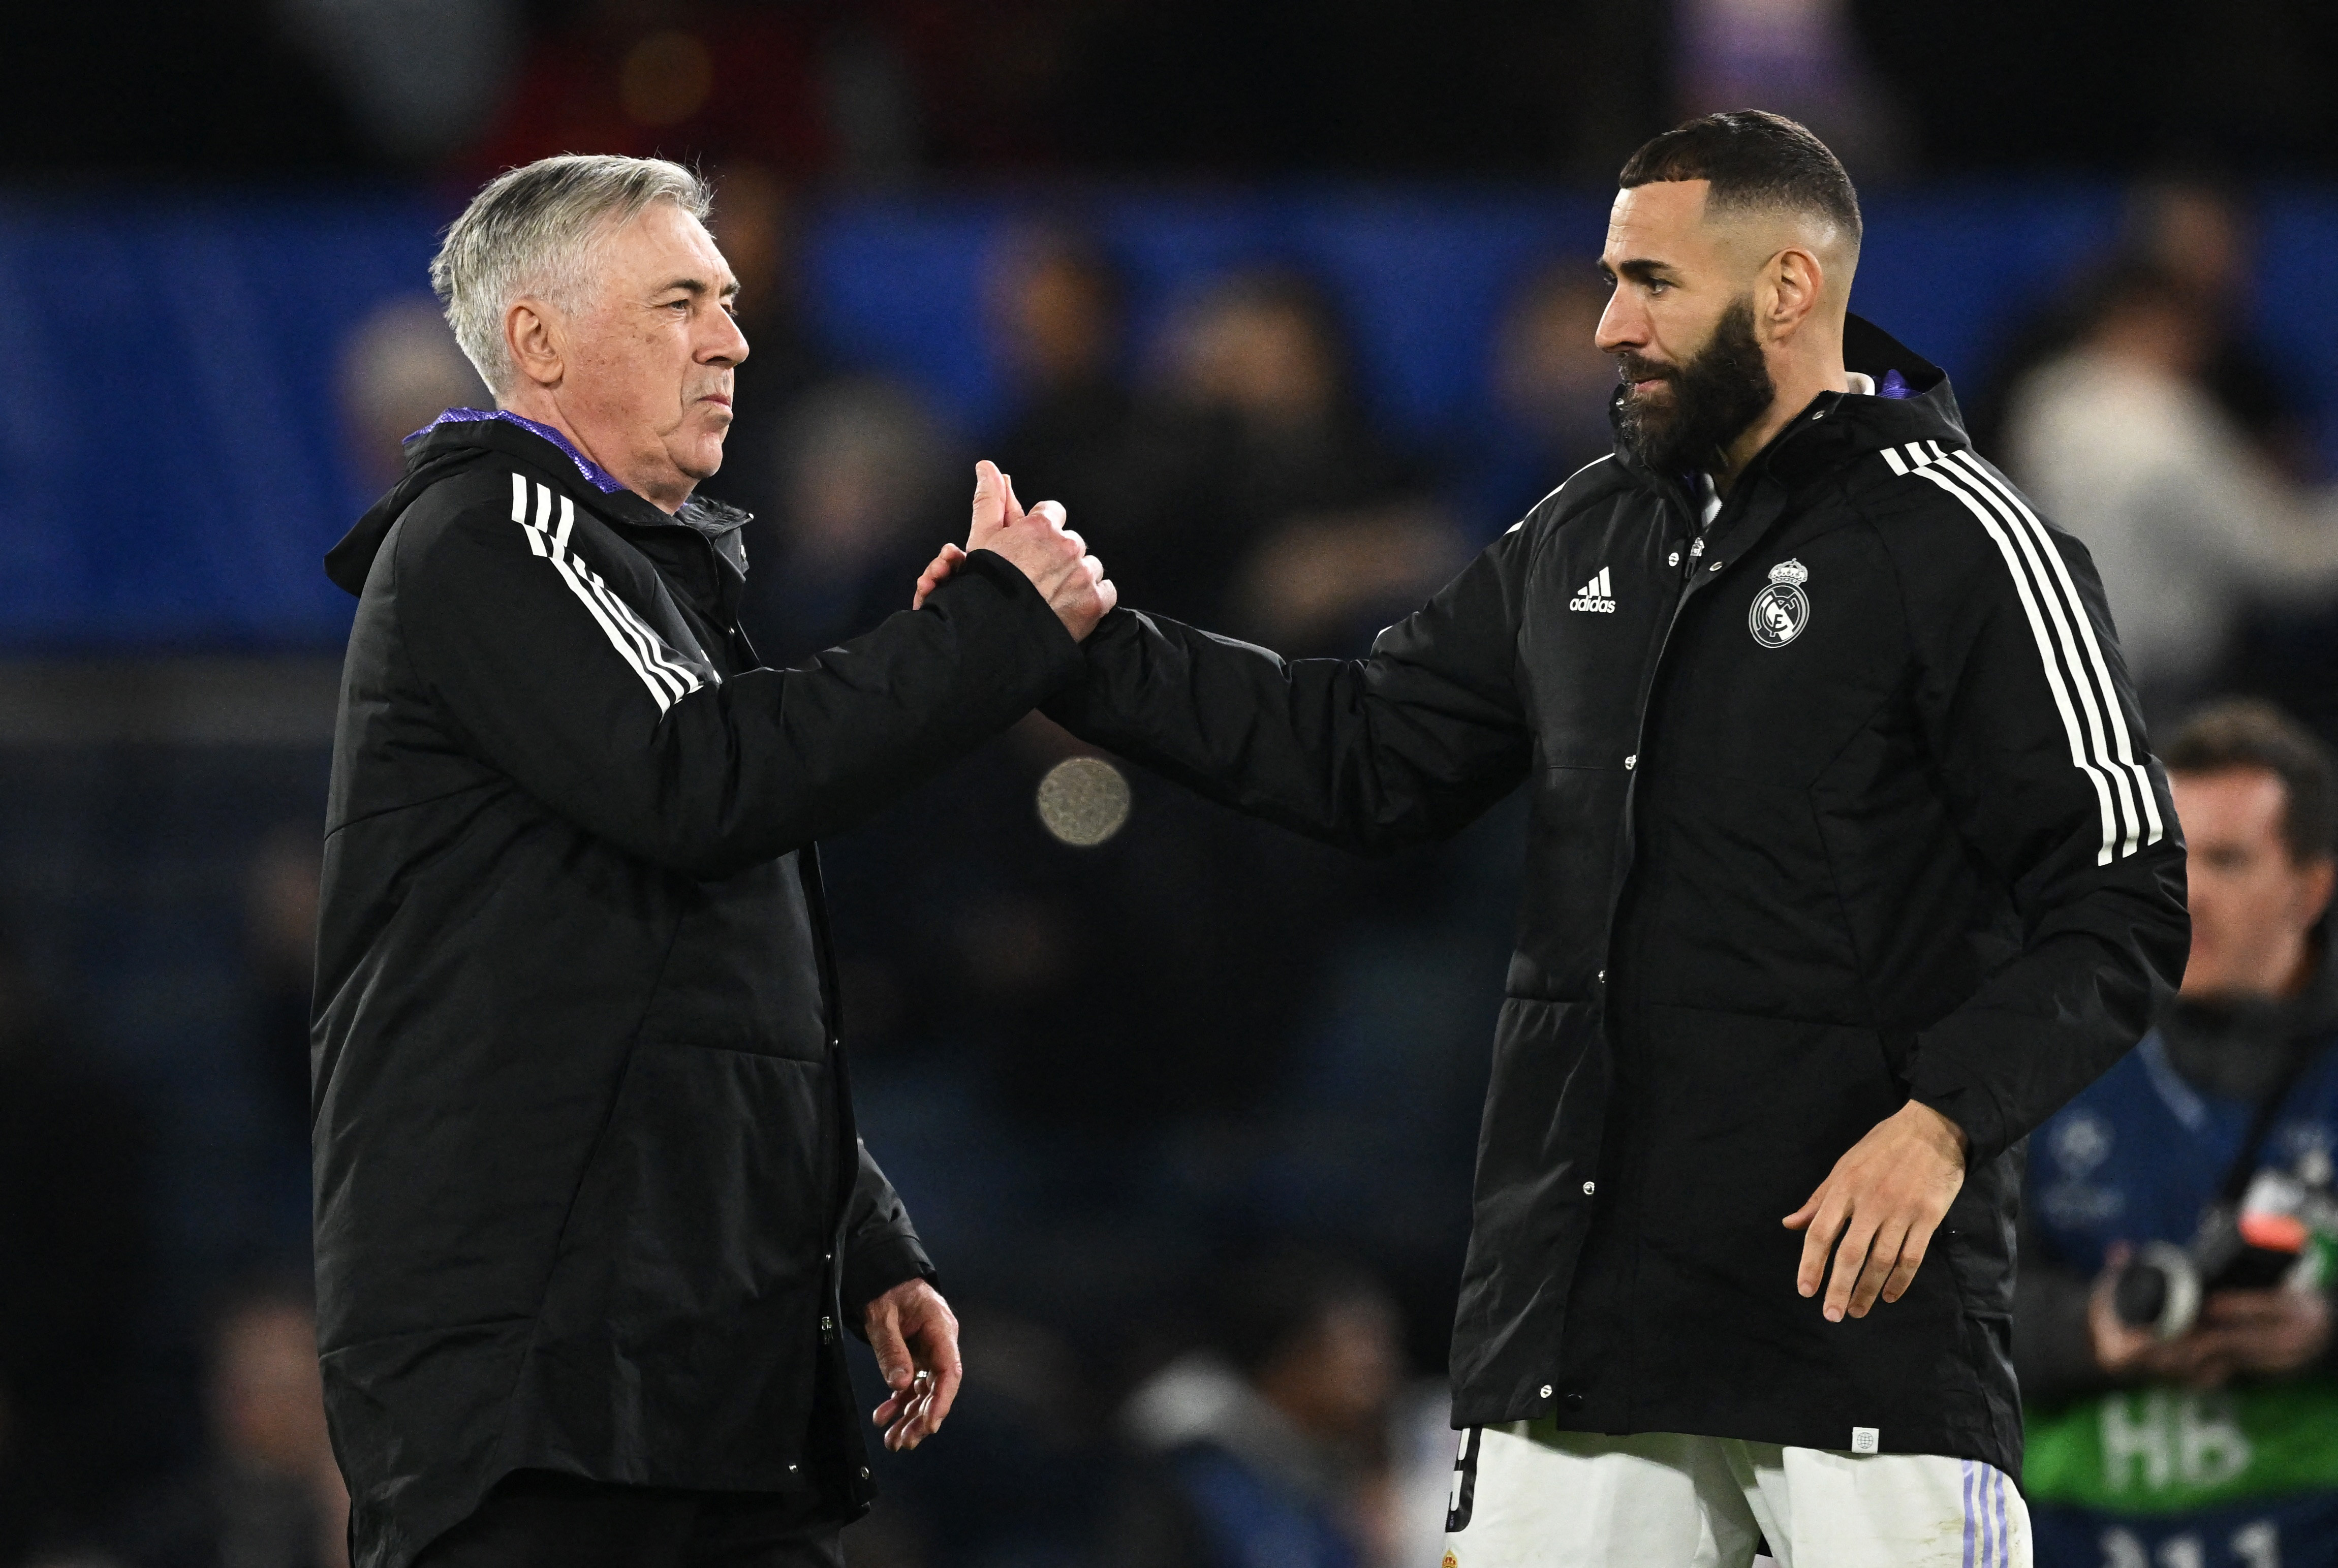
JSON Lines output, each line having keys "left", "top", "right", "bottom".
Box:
{"left": 414, "top": 1470, "right": 847, "bottom": 1568}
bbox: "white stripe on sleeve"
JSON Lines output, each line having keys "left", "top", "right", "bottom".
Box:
{"left": 509, "top": 475, "right": 685, "bottom": 714}
{"left": 512, "top": 472, "right": 548, "bottom": 557}
{"left": 1890, "top": 451, "right": 2123, "bottom": 864}
{"left": 545, "top": 493, "right": 699, "bottom": 701}
{"left": 1944, "top": 448, "right": 2163, "bottom": 850}
{"left": 1926, "top": 452, "right": 2145, "bottom": 857}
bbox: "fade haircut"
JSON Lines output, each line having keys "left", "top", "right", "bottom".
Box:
{"left": 2166, "top": 699, "right": 2338, "bottom": 864}
{"left": 431, "top": 154, "right": 712, "bottom": 394}
{"left": 1618, "top": 111, "right": 1862, "bottom": 254}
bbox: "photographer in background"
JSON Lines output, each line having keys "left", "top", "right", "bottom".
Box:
{"left": 1108, "top": 1254, "right": 1402, "bottom": 1568}
{"left": 2020, "top": 700, "right": 2338, "bottom": 1564}
{"left": 117, "top": 1276, "right": 349, "bottom": 1568}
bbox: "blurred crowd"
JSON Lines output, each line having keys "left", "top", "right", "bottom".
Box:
{"left": 5, "top": 161, "right": 2338, "bottom": 1567}
{"left": 14, "top": 1, "right": 2338, "bottom": 182}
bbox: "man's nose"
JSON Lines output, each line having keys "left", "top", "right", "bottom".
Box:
{"left": 706, "top": 309, "right": 749, "bottom": 366}
{"left": 1595, "top": 291, "right": 1643, "bottom": 354}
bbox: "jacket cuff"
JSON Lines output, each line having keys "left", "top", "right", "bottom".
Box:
{"left": 1909, "top": 1079, "right": 2007, "bottom": 1170}
{"left": 843, "top": 1234, "right": 937, "bottom": 1331}
{"left": 1039, "top": 605, "right": 1142, "bottom": 728}
{"left": 946, "top": 547, "right": 1087, "bottom": 689}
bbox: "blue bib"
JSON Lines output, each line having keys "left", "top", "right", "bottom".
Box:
{"left": 2023, "top": 1026, "right": 2338, "bottom": 1564}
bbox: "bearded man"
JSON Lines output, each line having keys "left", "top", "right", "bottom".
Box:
{"left": 313, "top": 155, "right": 1112, "bottom": 1568}
{"left": 922, "top": 111, "right": 2188, "bottom": 1565}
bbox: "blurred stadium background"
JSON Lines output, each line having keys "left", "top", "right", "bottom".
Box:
{"left": 4, "top": 2, "right": 2338, "bottom": 1565}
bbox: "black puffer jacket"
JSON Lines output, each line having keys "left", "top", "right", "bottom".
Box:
{"left": 1048, "top": 319, "right": 2190, "bottom": 1476}
{"left": 314, "top": 414, "right": 1082, "bottom": 1568}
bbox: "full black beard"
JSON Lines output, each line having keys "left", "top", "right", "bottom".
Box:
{"left": 1614, "top": 297, "right": 1777, "bottom": 477}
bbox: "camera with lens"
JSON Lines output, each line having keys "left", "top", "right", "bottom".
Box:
{"left": 2113, "top": 1151, "right": 2338, "bottom": 1339}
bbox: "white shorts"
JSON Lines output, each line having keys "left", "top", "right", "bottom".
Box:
{"left": 1441, "top": 1422, "right": 2032, "bottom": 1568}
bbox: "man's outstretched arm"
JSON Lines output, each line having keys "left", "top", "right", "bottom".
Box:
{"left": 398, "top": 462, "right": 1110, "bottom": 880}
{"left": 920, "top": 521, "right": 1539, "bottom": 855}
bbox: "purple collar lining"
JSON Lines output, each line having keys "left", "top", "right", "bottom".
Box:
{"left": 407, "top": 407, "right": 627, "bottom": 494}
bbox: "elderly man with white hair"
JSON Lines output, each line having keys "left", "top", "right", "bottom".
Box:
{"left": 312, "top": 155, "right": 1113, "bottom": 1568}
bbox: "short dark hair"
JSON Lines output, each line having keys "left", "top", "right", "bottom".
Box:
{"left": 1213, "top": 1248, "right": 1388, "bottom": 1377}
{"left": 2165, "top": 698, "right": 2338, "bottom": 864}
{"left": 1618, "top": 111, "right": 1862, "bottom": 250}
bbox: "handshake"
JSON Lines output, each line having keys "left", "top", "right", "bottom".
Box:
{"left": 913, "top": 460, "right": 1117, "bottom": 641}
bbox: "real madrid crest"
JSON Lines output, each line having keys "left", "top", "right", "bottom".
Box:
{"left": 1748, "top": 558, "right": 1811, "bottom": 648}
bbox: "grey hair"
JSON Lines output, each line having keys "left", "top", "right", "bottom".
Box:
{"left": 430, "top": 154, "right": 713, "bottom": 394}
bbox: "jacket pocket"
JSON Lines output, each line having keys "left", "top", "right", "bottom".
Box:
{"left": 1454, "top": 996, "right": 1608, "bottom": 1388}
{"left": 635, "top": 860, "right": 830, "bottom": 1061}
{"left": 1505, "top": 765, "right": 1627, "bottom": 999}
{"left": 1634, "top": 1005, "right": 1904, "bottom": 1257}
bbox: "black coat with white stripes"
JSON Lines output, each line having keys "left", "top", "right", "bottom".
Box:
{"left": 313, "top": 416, "right": 1084, "bottom": 1568}
{"left": 1046, "top": 317, "right": 2189, "bottom": 1477}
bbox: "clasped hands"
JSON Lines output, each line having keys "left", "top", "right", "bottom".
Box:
{"left": 915, "top": 460, "right": 1114, "bottom": 641}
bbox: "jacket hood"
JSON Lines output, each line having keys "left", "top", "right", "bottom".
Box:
{"left": 1607, "top": 314, "right": 1970, "bottom": 494}
{"left": 326, "top": 410, "right": 752, "bottom": 597}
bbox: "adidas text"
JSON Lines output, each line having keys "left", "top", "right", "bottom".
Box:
{"left": 1569, "top": 567, "right": 1616, "bottom": 613}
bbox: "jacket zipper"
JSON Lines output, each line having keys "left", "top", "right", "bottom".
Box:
{"left": 1606, "top": 403, "right": 1836, "bottom": 947}
{"left": 1592, "top": 408, "right": 1832, "bottom": 1427}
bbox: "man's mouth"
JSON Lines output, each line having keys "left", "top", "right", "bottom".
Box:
{"left": 1614, "top": 359, "right": 1675, "bottom": 396}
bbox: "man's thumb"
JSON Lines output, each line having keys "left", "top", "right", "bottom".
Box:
{"left": 971, "top": 460, "right": 1006, "bottom": 535}
{"left": 869, "top": 1315, "right": 913, "bottom": 1390}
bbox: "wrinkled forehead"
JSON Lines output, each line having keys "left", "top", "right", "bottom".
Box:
{"left": 1602, "top": 180, "right": 1737, "bottom": 273}
{"left": 592, "top": 200, "right": 738, "bottom": 296}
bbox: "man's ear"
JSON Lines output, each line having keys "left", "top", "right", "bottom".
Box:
{"left": 1763, "top": 246, "right": 1827, "bottom": 344}
{"left": 507, "top": 299, "right": 564, "bottom": 391}
{"left": 2298, "top": 856, "right": 2336, "bottom": 930}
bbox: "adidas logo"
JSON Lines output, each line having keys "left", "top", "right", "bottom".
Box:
{"left": 1569, "top": 567, "right": 1617, "bottom": 613}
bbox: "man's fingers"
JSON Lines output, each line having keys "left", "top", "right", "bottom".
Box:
{"left": 866, "top": 1306, "right": 914, "bottom": 1430}
{"left": 885, "top": 1382, "right": 928, "bottom": 1448}
{"left": 971, "top": 461, "right": 1005, "bottom": 531}
{"left": 1846, "top": 1219, "right": 1911, "bottom": 1318}
{"left": 912, "top": 544, "right": 970, "bottom": 609}
{"left": 1030, "top": 499, "right": 1066, "bottom": 529}
{"left": 2204, "top": 1291, "right": 2285, "bottom": 1326}
{"left": 1879, "top": 1231, "right": 1929, "bottom": 1304}
{"left": 925, "top": 1351, "right": 964, "bottom": 1434}
{"left": 881, "top": 1290, "right": 963, "bottom": 1451}
{"left": 1822, "top": 1218, "right": 1879, "bottom": 1322}
{"left": 1793, "top": 1189, "right": 1844, "bottom": 1296}
{"left": 909, "top": 1314, "right": 964, "bottom": 1445}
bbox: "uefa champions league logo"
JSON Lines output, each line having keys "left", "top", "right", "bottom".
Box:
{"left": 1749, "top": 559, "right": 1812, "bottom": 648}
